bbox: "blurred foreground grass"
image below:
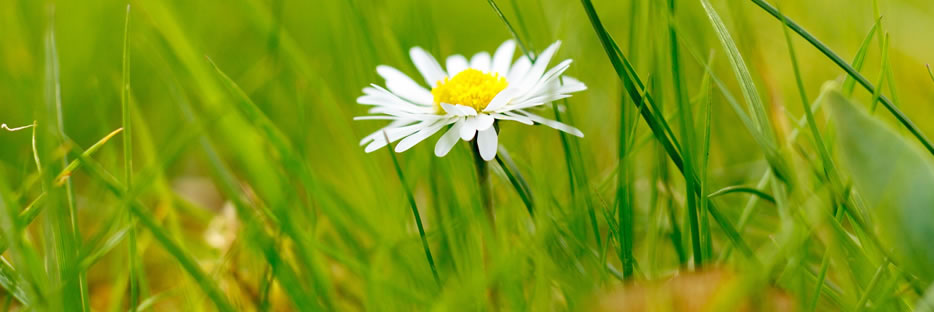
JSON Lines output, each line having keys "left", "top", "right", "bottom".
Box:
{"left": 2, "top": 0, "right": 934, "bottom": 310}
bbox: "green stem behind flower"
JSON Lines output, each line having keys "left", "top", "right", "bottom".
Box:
{"left": 472, "top": 139, "right": 495, "bottom": 229}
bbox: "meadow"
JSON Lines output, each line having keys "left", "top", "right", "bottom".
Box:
{"left": 2, "top": 0, "right": 934, "bottom": 310}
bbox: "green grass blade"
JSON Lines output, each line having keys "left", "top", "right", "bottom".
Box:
{"left": 494, "top": 147, "right": 534, "bottom": 216}
{"left": 0, "top": 257, "right": 29, "bottom": 305}
{"left": 383, "top": 131, "right": 441, "bottom": 285}
{"left": 707, "top": 186, "right": 776, "bottom": 204}
{"left": 870, "top": 34, "right": 890, "bottom": 113}
{"left": 53, "top": 128, "right": 124, "bottom": 185}
{"left": 842, "top": 19, "right": 881, "bottom": 95}
{"left": 668, "top": 0, "right": 702, "bottom": 268}
{"left": 779, "top": 3, "right": 842, "bottom": 204}
{"left": 120, "top": 6, "right": 140, "bottom": 310}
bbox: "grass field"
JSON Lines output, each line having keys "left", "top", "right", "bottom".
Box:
{"left": 2, "top": 0, "right": 934, "bottom": 310}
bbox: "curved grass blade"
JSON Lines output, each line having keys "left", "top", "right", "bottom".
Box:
{"left": 707, "top": 186, "right": 776, "bottom": 204}
{"left": 383, "top": 131, "right": 441, "bottom": 285}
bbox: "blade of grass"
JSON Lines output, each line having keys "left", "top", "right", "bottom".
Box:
{"left": 53, "top": 128, "right": 124, "bottom": 185}
{"left": 779, "top": 4, "right": 838, "bottom": 187}
{"left": 383, "top": 131, "right": 441, "bottom": 285}
{"left": 872, "top": 0, "right": 901, "bottom": 107}
{"left": 668, "top": 0, "right": 702, "bottom": 268}
{"left": 854, "top": 262, "right": 887, "bottom": 311}
{"left": 41, "top": 19, "right": 87, "bottom": 310}
{"left": 120, "top": 6, "right": 140, "bottom": 311}
{"left": 698, "top": 54, "right": 714, "bottom": 261}
{"left": 927, "top": 65, "right": 934, "bottom": 83}
{"left": 0, "top": 257, "right": 28, "bottom": 305}
{"left": 707, "top": 185, "right": 776, "bottom": 204}
{"left": 842, "top": 19, "right": 881, "bottom": 95}
{"left": 616, "top": 86, "right": 634, "bottom": 277}
{"left": 869, "top": 34, "right": 890, "bottom": 113}
{"left": 750, "top": 0, "right": 934, "bottom": 157}
{"left": 494, "top": 147, "right": 533, "bottom": 216}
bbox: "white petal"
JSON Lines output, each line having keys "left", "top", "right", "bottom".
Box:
{"left": 434, "top": 122, "right": 463, "bottom": 157}
{"left": 484, "top": 87, "right": 521, "bottom": 112}
{"left": 492, "top": 112, "right": 534, "bottom": 125}
{"left": 464, "top": 114, "right": 495, "bottom": 132}
{"left": 441, "top": 103, "right": 477, "bottom": 116}
{"left": 460, "top": 123, "right": 477, "bottom": 141}
{"left": 363, "top": 123, "right": 427, "bottom": 152}
{"left": 491, "top": 39, "right": 516, "bottom": 76}
{"left": 521, "top": 111, "right": 584, "bottom": 137}
{"left": 506, "top": 93, "right": 573, "bottom": 111}
{"left": 395, "top": 121, "right": 448, "bottom": 153}
{"left": 477, "top": 127, "right": 498, "bottom": 161}
{"left": 507, "top": 57, "right": 531, "bottom": 83}
{"left": 410, "top": 47, "right": 447, "bottom": 87}
{"left": 516, "top": 41, "right": 561, "bottom": 92}
{"left": 359, "top": 120, "right": 414, "bottom": 145}
{"left": 446, "top": 54, "right": 469, "bottom": 77}
{"left": 560, "top": 76, "right": 587, "bottom": 93}
{"left": 376, "top": 65, "right": 433, "bottom": 105}
{"left": 521, "top": 59, "right": 572, "bottom": 99}
{"left": 470, "top": 52, "right": 491, "bottom": 72}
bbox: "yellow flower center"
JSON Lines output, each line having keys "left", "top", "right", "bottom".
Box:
{"left": 431, "top": 69, "right": 508, "bottom": 113}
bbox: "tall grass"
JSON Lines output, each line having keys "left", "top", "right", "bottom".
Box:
{"left": 0, "top": 0, "right": 933, "bottom": 310}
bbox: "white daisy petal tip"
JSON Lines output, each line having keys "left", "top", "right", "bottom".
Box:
{"left": 477, "top": 128, "right": 498, "bottom": 161}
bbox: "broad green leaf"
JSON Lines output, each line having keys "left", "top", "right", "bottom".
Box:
{"left": 829, "top": 91, "right": 934, "bottom": 282}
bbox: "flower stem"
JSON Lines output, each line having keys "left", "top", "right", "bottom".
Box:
{"left": 472, "top": 140, "right": 494, "bottom": 229}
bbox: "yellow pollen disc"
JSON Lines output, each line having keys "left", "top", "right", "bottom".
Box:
{"left": 431, "top": 69, "right": 508, "bottom": 113}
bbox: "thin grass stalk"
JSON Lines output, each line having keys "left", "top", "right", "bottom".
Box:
{"left": 616, "top": 88, "right": 634, "bottom": 277}
{"left": 120, "top": 5, "right": 140, "bottom": 311}
{"left": 384, "top": 132, "right": 441, "bottom": 285}
{"left": 869, "top": 34, "right": 890, "bottom": 113}
{"left": 667, "top": 0, "right": 702, "bottom": 268}
{"left": 779, "top": 4, "right": 837, "bottom": 183}
{"left": 842, "top": 20, "right": 880, "bottom": 96}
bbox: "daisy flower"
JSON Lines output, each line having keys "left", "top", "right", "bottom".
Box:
{"left": 355, "top": 39, "right": 586, "bottom": 161}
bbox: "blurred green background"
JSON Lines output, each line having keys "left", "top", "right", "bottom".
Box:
{"left": 1, "top": 0, "right": 934, "bottom": 310}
